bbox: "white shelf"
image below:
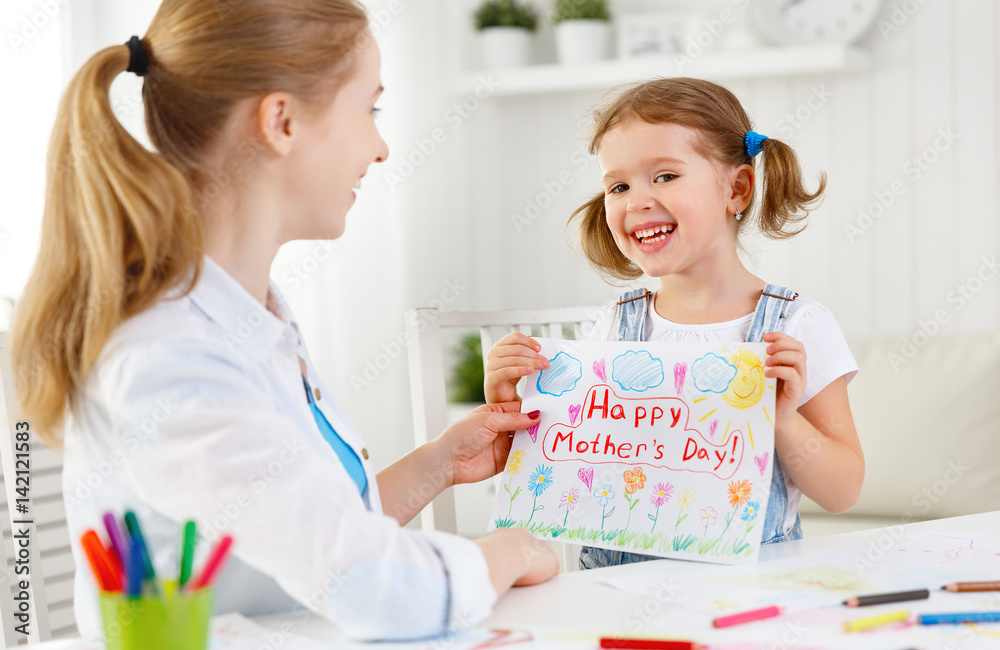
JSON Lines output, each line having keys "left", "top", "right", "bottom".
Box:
{"left": 456, "top": 43, "right": 870, "bottom": 97}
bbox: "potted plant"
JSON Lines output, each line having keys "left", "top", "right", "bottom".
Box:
{"left": 552, "top": 0, "right": 612, "bottom": 65}
{"left": 474, "top": 0, "right": 538, "bottom": 69}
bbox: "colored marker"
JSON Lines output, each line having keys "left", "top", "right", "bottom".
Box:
{"left": 600, "top": 640, "right": 704, "bottom": 650}
{"left": 843, "top": 609, "right": 910, "bottom": 633}
{"left": 919, "top": 612, "right": 1000, "bottom": 625}
{"left": 190, "top": 534, "right": 234, "bottom": 590}
{"left": 102, "top": 513, "right": 127, "bottom": 580}
{"left": 81, "top": 530, "right": 122, "bottom": 592}
{"left": 126, "top": 538, "right": 144, "bottom": 599}
{"left": 123, "top": 511, "right": 160, "bottom": 596}
{"left": 943, "top": 580, "right": 1000, "bottom": 593}
{"left": 178, "top": 521, "right": 197, "bottom": 589}
{"left": 712, "top": 605, "right": 783, "bottom": 628}
{"left": 845, "top": 589, "right": 930, "bottom": 607}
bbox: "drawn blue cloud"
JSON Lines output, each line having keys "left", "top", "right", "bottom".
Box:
{"left": 691, "top": 353, "right": 737, "bottom": 393}
{"left": 611, "top": 350, "right": 664, "bottom": 392}
{"left": 536, "top": 352, "right": 582, "bottom": 397}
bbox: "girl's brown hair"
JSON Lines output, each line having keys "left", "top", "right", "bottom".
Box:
{"left": 10, "top": 0, "right": 369, "bottom": 446}
{"left": 571, "top": 77, "right": 826, "bottom": 282}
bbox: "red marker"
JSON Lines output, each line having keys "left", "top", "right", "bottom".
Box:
{"left": 190, "top": 534, "right": 234, "bottom": 590}
{"left": 600, "top": 640, "right": 703, "bottom": 650}
{"left": 81, "top": 530, "right": 122, "bottom": 592}
{"left": 712, "top": 605, "right": 783, "bottom": 628}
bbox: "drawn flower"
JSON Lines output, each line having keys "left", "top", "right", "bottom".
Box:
{"left": 528, "top": 465, "right": 554, "bottom": 497}
{"left": 623, "top": 467, "right": 647, "bottom": 494}
{"left": 505, "top": 448, "right": 526, "bottom": 476}
{"left": 727, "top": 479, "right": 752, "bottom": 508}
{"left": 741, "top": 499, "right": 760, "bottom": 522}
{"left": 560, "top": 489, "right": 580, "bottom": 510}
{"left": 593, "top": 483, "right": 615, "bottom": 506}
{"left": 700, "top": 506, "right": 718, "bottom": 527}
{"left": 649, "top": 482, "right": 674, "bottom": 507}
{"left": 677, "top": 487, "right": 696, "bottom": 511}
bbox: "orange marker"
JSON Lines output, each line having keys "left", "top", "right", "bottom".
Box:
{"left": 81, "top": 530, "right": 122, "bottom": 592}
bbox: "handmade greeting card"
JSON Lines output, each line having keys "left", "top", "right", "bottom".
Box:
{"left": 488, "top": 338, "right": 776, "bottom": 564}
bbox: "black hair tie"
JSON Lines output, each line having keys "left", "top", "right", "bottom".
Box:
{"left": 125, "top": 35, "right": 149, "bottom": 77}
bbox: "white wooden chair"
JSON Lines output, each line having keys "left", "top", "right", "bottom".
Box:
{"left": 405, "top": 306, "right": 601, "bottom": 572}
{"left": 0, "top": 333, "right": 77, "bottom": 644}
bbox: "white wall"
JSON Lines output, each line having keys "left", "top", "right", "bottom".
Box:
{"left": 17, "top": 0, "right": 1000, "bottom": 475}
{"left": 422, "top": 0, "right": 1000, "bottom": 347}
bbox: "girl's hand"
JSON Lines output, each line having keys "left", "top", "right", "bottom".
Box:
{"left": 437, "top": 402, "right": 540, "bottom": 486}
{"left": 763, "top": 331, "right": 807, "bottom": 428}
{"left": 485, "top": 333, "right": 549, "bottom": 404}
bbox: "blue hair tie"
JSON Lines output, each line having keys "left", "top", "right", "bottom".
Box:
{"left": 745, "top": 131, "right": 768, "bottom": 158}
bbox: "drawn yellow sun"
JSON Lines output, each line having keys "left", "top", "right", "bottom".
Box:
{"left": 721, "top": 350, "right": 766, "bottom": 410}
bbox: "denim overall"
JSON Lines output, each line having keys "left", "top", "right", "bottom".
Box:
{"left": 578, "top": 284, "right": 804, "bottom": 570}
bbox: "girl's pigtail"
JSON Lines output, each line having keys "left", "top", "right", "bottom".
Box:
{"left": 569, "top": 192, "right": 642, "bottom": 283}
{"left": 756, "top": 138, "right": 827, "bottom": 239}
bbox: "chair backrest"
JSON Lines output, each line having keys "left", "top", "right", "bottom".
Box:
{"left": 0, "top": 333, "right": 77, "bottom": 643}
{"left": 404, "top": 306, "right": 600, "bottom": 556}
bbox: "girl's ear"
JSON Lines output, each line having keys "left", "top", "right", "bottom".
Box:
{"left": 730, "top": 164, "right": 755, "bottom": 212}
{"left": 257, "top": 92, "right": 296, "bottom": 156}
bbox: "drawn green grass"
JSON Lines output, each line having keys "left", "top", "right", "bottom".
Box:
{"left": 496, "top": 520, "right": 756, "bottom": 559}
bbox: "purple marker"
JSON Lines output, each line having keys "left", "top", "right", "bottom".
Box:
{"left": 102, "top": 513, "right": 128, "bottom": 569}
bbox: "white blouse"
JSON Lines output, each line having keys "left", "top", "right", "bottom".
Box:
{"left": 62, "top": 256, "right": 495, "bottom": 642}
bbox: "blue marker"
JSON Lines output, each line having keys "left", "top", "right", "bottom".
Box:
{"left": 918, "top": 612, "right": 1000, "bottom": 625}
{"left": 126, "top": 540, "right": 143, "bottom": 599}
{"left": 124, "top": 511, "right": 160, "bottom": 596}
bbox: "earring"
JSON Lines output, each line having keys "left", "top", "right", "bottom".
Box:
{"left": 734, "top": 208, "right": 743, "bottom": 221}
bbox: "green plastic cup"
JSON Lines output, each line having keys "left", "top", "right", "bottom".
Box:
{"left": 99, "top": 581, "right": 213, "bottom": 650}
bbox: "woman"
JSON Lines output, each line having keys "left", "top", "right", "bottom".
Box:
{"left": 10, "top": 0, "right": 557, "bottom": 641}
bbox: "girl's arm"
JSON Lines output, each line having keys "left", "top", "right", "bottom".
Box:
{"left": 764, "top": 332, "right": 864, "bottom": 514}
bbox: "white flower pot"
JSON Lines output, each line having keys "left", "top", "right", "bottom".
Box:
{"left": 480, "top": 26, "right": 534, "bottom": 69}
{"left": 555, "top": 20, "right": 612, "bottom": 65}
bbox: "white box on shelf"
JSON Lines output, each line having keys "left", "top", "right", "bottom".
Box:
{"left": 615, "top": 11, "right": 694, "bottom": 59}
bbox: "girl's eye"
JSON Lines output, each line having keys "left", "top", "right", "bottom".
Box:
{"left": 609, "top": 183, "right": 628, "bottom": 194}
{"left": 372, "top": 106, "right": 383, "bottom": 116}
{"left": 656, "top": 173, "right": 676, "bottom": 182}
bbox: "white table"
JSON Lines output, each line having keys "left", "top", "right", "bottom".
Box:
{"left": 26, "top": 511, "right": 1000, "bottom": 647}
{"left": 248, "top": 511, "right": 1000, "bottom": 639}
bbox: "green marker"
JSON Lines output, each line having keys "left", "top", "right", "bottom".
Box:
{"left": 124, "top": 511, "right": 161, "bottom": 596}
{"left": 179, "top": 521, "right": 197, "bottom": 589}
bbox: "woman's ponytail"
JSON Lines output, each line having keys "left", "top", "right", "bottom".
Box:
{"left": 10, "top": 43, "right": 203, "bottom": 446}
{"left": 754, "top": 137, "right": 826, "bottom": 239}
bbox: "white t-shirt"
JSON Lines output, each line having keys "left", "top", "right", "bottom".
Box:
{"left": 586, "top": 291, "right": 858, "bottom": 535}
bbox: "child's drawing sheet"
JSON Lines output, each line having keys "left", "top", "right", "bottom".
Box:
{"left": 488, "top": 338, "right": 776, "bottom": 564}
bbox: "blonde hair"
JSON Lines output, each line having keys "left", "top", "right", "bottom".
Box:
{"left": 10, "top": 0, "right": 369, "bottom": 446}
{"left": 571, "top": 77, "right": 826, "bottom": 282}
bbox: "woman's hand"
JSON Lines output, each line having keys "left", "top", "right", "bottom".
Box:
{"left": 437, "top": 402, "right": 540, "bottom": 486}
{"left": 485, "top": 333, "right": 549, "bottom": 404}
{"left": 763, "top": 331, "right": 807, "bottom": 428}
{"left": 474, "top": 528, "right": 559, "bottom": 595}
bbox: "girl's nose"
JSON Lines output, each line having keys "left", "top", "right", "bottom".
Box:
{"left": 626, "top": 188, "right": 655, "bottom": 213}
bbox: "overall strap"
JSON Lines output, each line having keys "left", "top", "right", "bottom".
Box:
{"left": 615, "top": 289, "right": 652, "bottom": 342}
{"left": 745, "top": 284, "right": 798, "bottom": 343}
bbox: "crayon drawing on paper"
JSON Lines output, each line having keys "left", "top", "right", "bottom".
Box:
{"left": 489, "top": 338, "right": 777, "bottom": 564}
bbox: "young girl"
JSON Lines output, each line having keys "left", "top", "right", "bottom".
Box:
{"left": 485, "top": 78, "right": 863, "bottom": 569}
{"left": 11, "top": 0, "right": 556, "bottom": 641}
